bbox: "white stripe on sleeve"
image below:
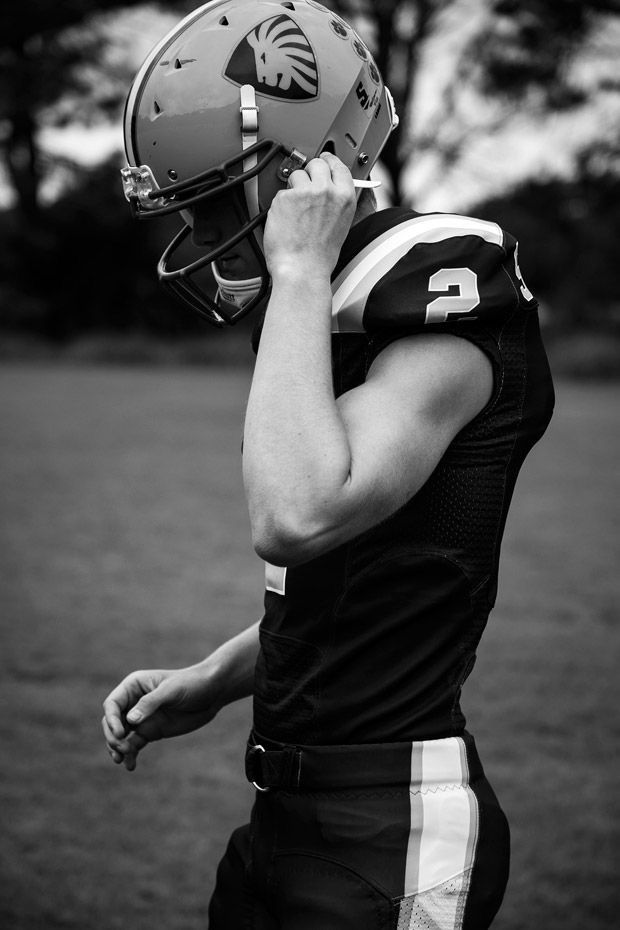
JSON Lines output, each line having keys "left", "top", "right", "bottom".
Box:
{"left": 331, "top": 215, "right": 504, "bottom": 333}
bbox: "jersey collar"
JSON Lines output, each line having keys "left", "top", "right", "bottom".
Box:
{"left": 331, "top": 207, "right": 416, "bottom": 283}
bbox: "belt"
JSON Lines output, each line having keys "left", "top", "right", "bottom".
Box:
{"left": 244, "top": 732, "right": 419, "bottom": 792}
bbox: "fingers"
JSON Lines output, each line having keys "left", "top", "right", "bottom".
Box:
{"left": 102, "top": 673, "right": 145, "bottom": 739}
{"left": 107, "top": 744, "right": 123, "bottom": 765}
{"left": 102, "top": 693, "right": 129, "bottom": 741}
{"left": 319, "top": 152, "right": 355, "bottom": 193}
{"left": 288, "top": 153, "right": 354, "bottom": 194}
{"left": 287, "top": 155, "right": 331, "bottom": 188}
{"left": 102, "top": 670, "right": 163, "bottom": 771}
{"left": 102, "top": 715, "right": 148, "bottom": 772}
{"left": 102, "top": 669, "right": 167, "bottom": 738}
{"left": 303, "top": 156, "right": 333, "bottom": 184}
{"left": 121, "top": 731, "right": 148, "bottom": 772}
{"left": 287, "top": 168, "right": 311, "bottom": 189}
{"left": 124, "top": 682, "right": 169, "bottom": 727}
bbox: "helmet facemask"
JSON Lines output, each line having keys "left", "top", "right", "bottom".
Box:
{"left": 121, "top": 136, "right": 287, "bottom": 326}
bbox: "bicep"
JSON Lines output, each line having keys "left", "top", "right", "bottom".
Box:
{"left": 333, "top": 333, "right": 493, "bottom": 535}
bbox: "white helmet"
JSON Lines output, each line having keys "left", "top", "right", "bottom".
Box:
{"left": 121, "top": 0, "right": 398, "bottom": 325}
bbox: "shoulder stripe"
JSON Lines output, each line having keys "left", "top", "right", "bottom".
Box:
{"left": 331, "top": 214, "right": 504, "bottom": 333}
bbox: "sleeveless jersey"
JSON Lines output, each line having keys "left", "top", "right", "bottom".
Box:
{"left": 251, "top": 206, "right": 555, "bottom": 745}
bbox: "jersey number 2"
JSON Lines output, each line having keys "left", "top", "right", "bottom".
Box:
{"left": 425, "top": 267, "right": 480, "bottom": 324}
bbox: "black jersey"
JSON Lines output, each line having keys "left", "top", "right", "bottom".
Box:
{"left": 252, "top": 206, "right": 555, "bottom": 745}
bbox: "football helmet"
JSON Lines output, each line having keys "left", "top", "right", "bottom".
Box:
{"left": 121, "top": 0, "right": 399, "bottom": 325}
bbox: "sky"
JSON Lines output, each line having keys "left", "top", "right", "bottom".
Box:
{"left": 3, "top": 1, "right": 619, "bottom": 212}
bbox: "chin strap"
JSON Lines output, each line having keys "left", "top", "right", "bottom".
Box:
{"left": 211, "top": 262, "right": 262, "bottom": 311}
{"left": 209, "top": 83, "right": 264, "bottom": 312}
{"left": 240, "top": 84, "right": 262, "bottom": 248}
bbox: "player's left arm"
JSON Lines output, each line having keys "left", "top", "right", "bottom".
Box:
{"left": 243, "top": 152, "right": 493, "bottom": 564}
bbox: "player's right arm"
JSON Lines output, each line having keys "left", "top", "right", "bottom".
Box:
{"left": 101, "top": 621, "right": 260, "bottom": 771}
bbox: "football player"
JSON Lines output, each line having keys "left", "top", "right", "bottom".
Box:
{"left": 102, "top": 2, "right": 555, "bottom": 928}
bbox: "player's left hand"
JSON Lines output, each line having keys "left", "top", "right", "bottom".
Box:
{"left": 101, "top": 665, "right": 222, "bottom": 771}
{"left": 263, "top": 151, "right": 356, "bottom": 281}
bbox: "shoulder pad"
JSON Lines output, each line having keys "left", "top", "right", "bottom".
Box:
{"left": 331, "top": 212, "right": 536, "bottom": 334}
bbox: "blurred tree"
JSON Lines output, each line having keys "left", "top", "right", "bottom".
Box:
{"left": 475, "top": 163, "right": 620, "bottom": 332}
{"left": 0, "top": 1, "right": 193, "bottom": 222}
{"left": 0, "top": 0, "right": 618, "bottom": 344}
{"left": 325, "top": 0, "right": 620, "bottom": 203}
{"left": 0, "top": 155, "right": 210, "bottom": 340}
{"left": 1, "top": 1, "right": 618, "bottom": 220}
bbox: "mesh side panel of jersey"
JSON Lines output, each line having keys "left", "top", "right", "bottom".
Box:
{"left": 396, "top": 869, "right": 472, "bottom": 930}
{"left": 384, "top": 307, "right": 532, "bottom": 609}
{"left": 253, "top": 628, "right": 323, "bottom": 741}
{"left": 407, "top": 464, "right": 504, "bottom": 592}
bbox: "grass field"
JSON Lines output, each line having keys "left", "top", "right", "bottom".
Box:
{"left": 0, "top": 363, "right": 618, "bottom": 930}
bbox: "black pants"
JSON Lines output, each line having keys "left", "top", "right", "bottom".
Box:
{"left": 209, "top": 732, "right": 510, "bottom": 930}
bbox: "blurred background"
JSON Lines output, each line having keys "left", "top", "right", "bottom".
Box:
{"left": 1, "top": 0, "right": 619, "bottom": 366}
{"left": 1, "top": 1, "right": 619, "bottom": 929}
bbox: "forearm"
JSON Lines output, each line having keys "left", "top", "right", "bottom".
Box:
{"left": 243, "top": 268, "right": 352, "bottom": 558}
{"left": 193, "top": 620, "right": 260, "bottom": 708}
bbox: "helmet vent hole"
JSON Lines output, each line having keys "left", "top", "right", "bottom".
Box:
{"left": 174, "top": 58, "right": 183, "bottom": 69}
{"left": 219, "top": 15, "right": 229, "bottom": 25}
{"left": 281, "top": 2, "right": 295, "bottom": 8}
{"left": 345, "top": 133, "right": 358, "bottom": 149}
{"left": 153, "top": 100, "right": 162, "bottom": 115}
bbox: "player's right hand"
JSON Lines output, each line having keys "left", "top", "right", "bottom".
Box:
{"left": 101, "top": 665, "right": 222, "bottom": 772}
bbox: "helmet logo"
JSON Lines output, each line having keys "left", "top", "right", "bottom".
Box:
{"left": 225, "top": 14, "right": 318, "bottom": 101}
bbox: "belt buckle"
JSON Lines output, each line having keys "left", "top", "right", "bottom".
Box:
{"left": 249, "top": 744, "right": 271, "bottom": 792}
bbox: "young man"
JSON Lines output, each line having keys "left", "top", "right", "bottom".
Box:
{"left": 103, "top": 2, "right": 555, "bottom": 927}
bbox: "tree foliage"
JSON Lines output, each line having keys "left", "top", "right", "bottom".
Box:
{"left": 2, "top": 0, "right": 618, "bottom": 217}
{"left": 0, "top": 1, "right": 192, "bottom": 219}
{"left": 0, "top": 0, "right": 619, "bottom": 342}
{"left": 475, "top": 155, "right": 620, "bottom": 331}
{"left": 0, "top": 156, "right": 203, "bottom": 340}
{"left": 325, "top": 0, "right": 620, "bottom": 202}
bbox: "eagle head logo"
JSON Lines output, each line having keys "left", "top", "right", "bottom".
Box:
{"left": 224, "top": 14, "right": 319, "bottom": 101}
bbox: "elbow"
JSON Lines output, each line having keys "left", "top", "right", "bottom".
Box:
{"left": 249, "top": 510, "right": 329, "bottom": 567}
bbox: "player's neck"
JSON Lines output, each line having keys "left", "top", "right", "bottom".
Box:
{"left": 351, "top": 188, "right": 377, "bottom": 227}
